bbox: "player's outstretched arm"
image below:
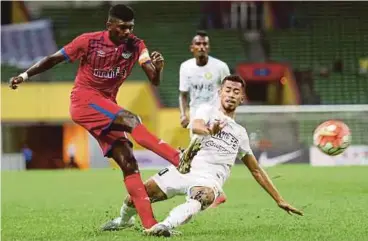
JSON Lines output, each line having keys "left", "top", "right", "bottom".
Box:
{"left": 242, "top": 154, "right": 303, "bottom": 216}
{"left": 9, "top": 50, "right": 66, "bottom": 89}
{"left": 192, "top": 119, "right": 212, "bottom": 135}
{"left": 141, "top": 51, "right": 164, "bottom": 86}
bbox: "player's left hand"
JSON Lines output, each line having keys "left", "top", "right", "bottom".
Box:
{"left": 151, "top": 51, "right": 164, "bottom": 70}
{"left": 277, "top": 200, "right": 304, "bottom": 216}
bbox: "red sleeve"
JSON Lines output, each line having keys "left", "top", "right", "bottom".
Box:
{"left": 61, "top": 34, "right": 89, "bottom": 63}
{"left": 137, "top": 40, "right": 151, "bottom": 66}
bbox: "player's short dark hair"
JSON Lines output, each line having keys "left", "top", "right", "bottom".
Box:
{"left": 222, "top": 75, "right": 246, "bottom": 90}
{"left": 196, "top": 30, "right": 208, "bottom": 37}
{"left": 109, "top": 4, "right": 134, "bottom": 21}
{"left": 192, "top": 30, "right": 209, "bottom": 44}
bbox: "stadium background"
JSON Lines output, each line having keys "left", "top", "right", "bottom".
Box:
{"left": 1, "top": 1, "right": 367, "bottom": 170}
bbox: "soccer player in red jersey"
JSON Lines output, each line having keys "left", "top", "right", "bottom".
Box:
{"left": 9, "top": 4, "right": 194, "bottom": 232}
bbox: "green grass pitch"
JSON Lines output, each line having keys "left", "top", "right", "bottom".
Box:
{"left": 2, "top": 165, "right": 368, "bottom": 241}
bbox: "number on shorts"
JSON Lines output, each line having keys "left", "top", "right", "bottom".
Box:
{"left": 158, "top": 168, "right": 169, "bottom": 176}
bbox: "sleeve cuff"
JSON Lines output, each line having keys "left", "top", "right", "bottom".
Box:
{"left": 61, "top": 48, "right": 71, "bottom": 62}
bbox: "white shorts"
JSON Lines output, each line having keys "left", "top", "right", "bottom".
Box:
{"left": 151, "top": 165, "right": 224, "bottom": 200}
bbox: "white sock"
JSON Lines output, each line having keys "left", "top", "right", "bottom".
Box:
{"left": 120, "top": 203, "right": 137, "bottom": 223}
{"left": 161, "top": 199, "right": 202, "bottom": 229}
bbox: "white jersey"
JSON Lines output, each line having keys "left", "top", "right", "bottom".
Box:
{"left": 179, "top": 56, "right": 230, "bottom": 119}
{"left": 152, "top": 103, "right": 253, "bottom": 198}
{"left": 189, "top": 104, "right": 253, "bottom": 184}
{"left": 190, "top": 104, "right": 253, "bottom": 166}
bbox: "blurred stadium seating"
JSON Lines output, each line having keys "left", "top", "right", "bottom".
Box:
{"left": 2, "top": 1, "right": 366, "bottom": 106}
{"left": 268, "top": 2, "right": 368, "bottom": 104}
{"left": 2, "top": 1, "right": 367, "bottom": 170}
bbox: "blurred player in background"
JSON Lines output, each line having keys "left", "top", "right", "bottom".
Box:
{"left": 9, "top": 4, "right": 191, "bottom": 233}
{"left": 179, "top": 30, "right": 230, "bottom": 128}
{"left": 178, "top": 30, "right": 231, "bottom": 207}
{"left": 103, "top": 75, "right": 303, "bottom": 236}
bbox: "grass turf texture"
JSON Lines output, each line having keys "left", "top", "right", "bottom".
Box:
{"left": 2, "top": 165, "right": 368, "bottom": 241}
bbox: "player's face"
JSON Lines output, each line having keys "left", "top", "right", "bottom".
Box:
{"left": 107, "top": 19, "right": 134, "bottom": 44}
{"left": 190, "top": 36, "right": 210, "bottom": 58}
{"left": 219, "top": 80, "right": 244, "bottom": 112}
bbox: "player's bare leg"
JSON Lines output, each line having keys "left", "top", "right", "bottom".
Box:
{"left": 209, "top": 192, "right": 227, "bottom": 208}
{"left": 110, "top": 109, "right": 201, "bottom": 171}
{"left": 110, "top": 109, "right": 181, "bottom": 166}
{"left": 109, "top": 141, "right": 157, "bottom": 229}
{"left": 179, "top": 137, "right": 226, "bottom": 207}
{"left": 149, "top": 186, "right": 216, "bottom": 234}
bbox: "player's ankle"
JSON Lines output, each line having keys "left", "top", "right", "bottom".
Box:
{"left": 160, "top": 220, "right": 173, "bottom": 230}
{"left": 145, "top": 219, "right": 158, "bottom": 229}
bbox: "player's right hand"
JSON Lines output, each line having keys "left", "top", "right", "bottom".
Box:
{"left": 277, "top": 200, "right": 304, "bottom": 216}
{"left": 209, "top": 119, "right": 226, "bottom": 135}
{"left": 9, "top": 76, "right": 24, "bottom": 90}
{"left": 180, "top": 115, "right": 189, "bottom": 128}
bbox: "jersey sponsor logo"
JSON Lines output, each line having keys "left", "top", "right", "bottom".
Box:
{"left": 93, "top": 67, "right": 126, "bottom": 79}
{"left": 258, "top": 149, "right": 303, "bottom": 167}
{"left": 204, "top": 140, "right": 232, "bottom": 154}
{"left": 192, "top": 83, "right": 215, "bottom": 92}
{"left": 212, "top": 130, "right": 239, "bottom": 150}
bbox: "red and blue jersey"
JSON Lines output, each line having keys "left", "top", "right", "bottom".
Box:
{"left": 61, "top": 31, "right": 151, "bottom": 100}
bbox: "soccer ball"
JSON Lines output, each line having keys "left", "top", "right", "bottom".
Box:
{"left": 313, "top": 120, "right": 351, "bottom": 156}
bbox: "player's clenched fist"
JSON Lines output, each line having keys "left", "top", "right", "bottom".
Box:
{"left": 9, "top": 74, "right": 27, "bottom": 90}
{"left": 151, "top": 51, "right": 164, "bottom": 70}
{"left": 180, "top": 115, "right": 189, "bottom": 128}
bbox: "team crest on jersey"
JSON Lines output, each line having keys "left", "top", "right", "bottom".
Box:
{"left": 204, "top": 72, "right": 213, "bottom": 80}
{"left": 97, "top": 50, "right": 106, "bottom": 57}
{"left": 122, "top": 51, "right": 132, "bottom": 59}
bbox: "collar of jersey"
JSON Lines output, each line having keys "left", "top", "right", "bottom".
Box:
{"left": 217, "top": 108, "right": 235, "bottom": 123}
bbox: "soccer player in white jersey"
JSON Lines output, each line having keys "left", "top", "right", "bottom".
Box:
{"left": 101, "top": 75, "right": 303, "bottom": 236}
{"left": 179, "top": 30, "right": 231, "bottom": 207}
{"left": 179, "top": 30, "right": 230, "bottom": 128}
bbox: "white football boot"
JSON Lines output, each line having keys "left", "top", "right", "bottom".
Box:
{"left": 143, "top": 223, "right": 182, "bottom": 237}
{"left": 100, "top": 216, "right": 135, "bottom": 231}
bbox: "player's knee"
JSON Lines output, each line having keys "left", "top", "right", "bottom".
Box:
{"left": 114, "top": 110, "right": 141, "bottom": 131}
{"left": 111, "top": 143, "right": 138, "bottom": 176}
{"left": 189, "top": 187, "right": 215, "bottom": 210}
{"left": 145, "top": 179, "right": 168, "bottom": 203}
{"left": 120, "top": 157, "right": 138, "bottom": 176}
